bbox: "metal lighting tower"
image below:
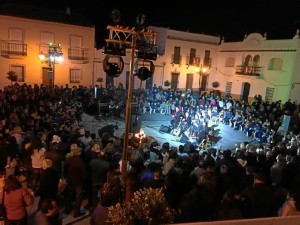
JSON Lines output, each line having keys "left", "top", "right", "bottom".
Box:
{"left": 103, "top": 12, "right": 157, "bottom": 202}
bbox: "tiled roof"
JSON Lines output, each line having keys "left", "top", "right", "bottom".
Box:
{"left": 0, "top": 3, "right": 94, "bottom": 27}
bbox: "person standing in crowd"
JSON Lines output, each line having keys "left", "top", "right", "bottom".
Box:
{"left": 278, "top": 189, "right": 300, "bottom": 216}
{"left": 30, "top": 145, "right": 46, "bottom": 194}
{"left": 64, "top": 144, "right": 88, "bottom": 218}
{"left": 241, "top": 172, "right": 274, "bottom": 218}
{"left": 3, "top": 175, "right": 34, "bottom": 225}
{"left": 35, "top": 159, "right": 60, "bottom": 210}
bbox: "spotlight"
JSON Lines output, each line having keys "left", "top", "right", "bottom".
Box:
{"left": 111, "top": 9, "right": 121, "bottom": 25}
{"left": 136, "top": 13, "right": 145, "bottom": 27}
{"left": 105, "top": 63, "right": 120, "bottom": 77}
{"left": 136, "top": 49, "right": 157, "bottom": 61}
{"left": 135, "top": 60, "right": 155, "bottom": 81}
{"left": 137, "top": 67, "right": 151, "bottom": 81}
{"left": 103, "top": 55, "right": 124, "bottom": 77}
{"left": 103, "top": 41, "right": 126, "bottom": 56}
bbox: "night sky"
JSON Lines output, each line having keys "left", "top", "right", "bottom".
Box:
{"left": 5, "top": 0, "right": 300, "bottom": 46}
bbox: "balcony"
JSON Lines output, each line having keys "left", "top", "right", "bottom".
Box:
{"left": 186, "top": 55, "right": 200, "bottom": 67}
{"left": 68, "top": 47, "right": 89, "bottom": 63}
{"left": 203, "top": 57, "right": 212, "bottom": 68}
{"left": 0, "top": 40, "right": 27, "bottom": 59}
{"left": 236, "top": 65, "right": 262, "bottom": 77}
{"left": 171, "top": 54, "right": 182, "bottom": 66}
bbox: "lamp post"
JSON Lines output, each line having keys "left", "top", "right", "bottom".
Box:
{"left": 39, "top": 42, "right": 64, "bottom": 88}
{"left": 195, "top": 64, "right": 208, "bottom": 96}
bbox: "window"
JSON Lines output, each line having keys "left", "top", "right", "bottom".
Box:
{"left": 40, "top": 32, "right": 54, "bottom": 45}
{"left": 225, "top": 57, "right": 235, "bottom": 67}
{"left": 10, "top": 65, "right": 25, "bottom": 82}
{"left": 9, "top": 28, "right": 23, "bottom": 42}
{"left": 70, "top": 35, "right": 82, "bottom": 48}
{"left": 70, "top": 69, "right": 81, "bottom": 83}
{"left": 69, "top": 36, "right": 86, "bottom": 60}
{"left": 188, "top": 48, "right": 196, "bottom": 65}
{"left": 268, "top": 58, "right": 283, "bottom": 70}
{"left": 173, "top": 46, "right": 181, "bottom": 64}
{"left": 203, "top": 50, "right": 211, "bottom": 66}
{"left": 242, "top": 55, "right": 253, "bottom": 73}
{"left": 243, "top": 55, "right": 252, "bottom": 66}
{"left": 40, "top": 32, "right": 54, "bottom": 54}
{"left": 265, "top": 87, "right": 275, "bottom": 102}
{"left": 225, "top": 82, "right": 233, "bottom": 97}
{"left": 253, "top": 55, "right": 260, "bottom": 74}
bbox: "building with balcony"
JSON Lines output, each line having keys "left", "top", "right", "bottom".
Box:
{"left": 215, "top": 32, "right": 300, "bottom": 103}
{"left": 95, "top": 27, "right": 300, "bottom": 103}
{"left": 0, "top": 3, "right": 95, "bottom": 88}
{"left": 1, "top": 3, "right": 300, "bottom": 104}
{"left": 94, "top": 26, "right": 220, "bottom": 95}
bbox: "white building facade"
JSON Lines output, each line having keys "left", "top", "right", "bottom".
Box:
{"left": 1, "top": 3, "right": 300, "bottom": 103}
{"left": 215, "top": 32, "right": 300, "bottom": 103}
{"left": 0, "top": 4, "right": 95, "bottom": 89}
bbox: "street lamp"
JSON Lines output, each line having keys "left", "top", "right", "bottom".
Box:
{"left": 195, "top": 64, "right": 208, "bottom": 96}
{"left": 39, "top": 42, "right": 64, "bottom": 88}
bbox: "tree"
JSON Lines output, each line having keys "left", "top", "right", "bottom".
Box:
{"left": 6, "top": 70, "right": 18, "bottom": 84}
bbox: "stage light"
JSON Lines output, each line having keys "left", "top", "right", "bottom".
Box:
{"left": 111, "top": 9, "right": 121, "bottom": 24}
{"left": 103, "top": 42, "right": 126, "bottom": 56}
{"left": 135, "top": 60, "right": 154, "bottom": 81}
{"left": 103, "top": 55, "right": 124, "bottom": 77}
{"left": 137, "top": 67, "right": 151, "bottom": 81}
{"left": 136, "top": 49, "right": 157, "bottom": 61}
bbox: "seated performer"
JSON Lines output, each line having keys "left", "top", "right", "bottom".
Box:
{"left": 192, "top": 121, "right": 208, "bottom": 149}
{"left": 172, "top": 114, "right": 185, "bottom": 137}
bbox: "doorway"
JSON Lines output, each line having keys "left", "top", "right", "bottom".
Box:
{"left": 242, "top": 82, "right": 250, "bottom": 103}
{"left": 42, "top": 67, "right": 52, "bottom": 87}
{"left": 171, "top": 72, "right": 179, "bottom": 90}
{"left": 186, "top": 73, "right": 193, "bottom": 91}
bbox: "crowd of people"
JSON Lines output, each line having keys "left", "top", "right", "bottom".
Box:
{"left": 0, "top": 82, "right": 300, "bottom": 224}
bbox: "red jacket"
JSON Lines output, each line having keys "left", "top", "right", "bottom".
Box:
{"left": 4, "top": 188, "right": 34, "bottom": 220}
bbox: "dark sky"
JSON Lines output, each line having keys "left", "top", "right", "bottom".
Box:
{"left": 8, "top": 0, "right": 300, "bottom": 46}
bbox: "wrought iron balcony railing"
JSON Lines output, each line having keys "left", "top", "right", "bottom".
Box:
{"left": 171, "top": 54, "right": 182, "bottom": 65}
{"left": 0, "top": 40, "right": 27, "bottom": 57}
{"left": 186, "top": 55, "right": 200, "bottom": 67}
{"left": 235, "top": 65, "right": 262, "bottom": 76}
{"left": 68, "top": 48, "right": 89, "bottom": 62}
